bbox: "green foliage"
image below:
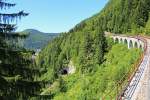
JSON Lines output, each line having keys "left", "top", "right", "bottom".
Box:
{"left": 145, "top": 13, "right": 150, "bottom": 34}
{"left": 37, "top": 0, "right": 149, "bottom": 99}
{"left": 0, "top": 0, "right": 147, "bottom": 99}
{"left": 38, "top": 26, "right": 106, "bottom": 80}
{"left": 38, "top": 34, "right": 141, "bottom": 99}
{"left": 0, "top": 1, "right": 46, "bottom": 100}
{"left": 69, "top": 0, "right": 150, "bottom": 34}
{"left": 50, "top": 43, "right": 142, "bottom": 99}
{"left": 21, "top": 29, "right": 59, "bottom": 50}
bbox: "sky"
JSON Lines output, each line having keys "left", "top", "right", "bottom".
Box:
{"left": 9, "top": 0, "right": 108, "bottom": 33}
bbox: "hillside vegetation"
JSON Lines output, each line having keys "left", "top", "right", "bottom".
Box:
{"left": 53, "top": 44, "right": 141, "bottom": 99}
{"left": 38, "top": 26, "right": 106, "bottom": 81}
{"left": 21, "top": 29, "right": 59, "bottom": 50}
{"left": 38, "top": 38, "right": 141, "bottom": 99}
{"left": 37, "top": 0, "right": 147, "bottom": 99}
{"left": 70, "top": 0, "right": 150, "bottom": 35}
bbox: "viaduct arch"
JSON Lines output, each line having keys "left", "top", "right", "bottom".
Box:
{"left": 112, "top": 35, "right": 144, "bottom": 50}
{"left": 105, "top": 32, "right": 150, "bottom": 100}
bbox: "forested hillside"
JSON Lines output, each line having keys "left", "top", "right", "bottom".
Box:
{"left": 37, "top": 0, "right": 147, "bottom": 99}
{"left": 38, "top": 25, "right": 106, "bottom": 81}
{"left": 21, "top": 29, "right": 59, "bottom": 50}
{"left": 38, "top": 36, "right": 141, "bottom": 99}
{"left": 70, "top": 0, "right": 150, "bottom": 35}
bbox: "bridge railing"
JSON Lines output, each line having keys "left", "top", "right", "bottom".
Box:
{"left": 102, "top": 35, "right": 147, "bottom": 100}
{"left": 102, "top": 54, "right": 144, "bottom": 100}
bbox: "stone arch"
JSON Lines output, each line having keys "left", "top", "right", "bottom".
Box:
{"left": 139, "top": 44, "right": 142, "bottom": 49}
{"left": 129, "top": 40, "right": 133, "bottom": 48}
{"left": 120, "top": 38, "right": 123, "bottom": 43}
{"left": 112, "top": 37, "right": 115, "bottom": 42}
{"left": 134, "top": 42, "right": 138, "bottom": 48}
{"left": 124, "top": 39, "right": 128, "bottom": 44}
{"left": 115, "top": 38, "right": 119, "bottom": 43}
{"left": 111, "top": 36, "right": 145, "bottom": 50}
{"left": 113, "top": 37, "right": 116, "bottom": 42}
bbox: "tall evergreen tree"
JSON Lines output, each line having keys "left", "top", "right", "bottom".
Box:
{"left": 95, "top": 26, "right": 106, "bottom": 65}
{"left": 0, "top": 1, "right": 44, "bottom": 99}
{"left": 79, "top": 33, "right": 89, "bottom": 73}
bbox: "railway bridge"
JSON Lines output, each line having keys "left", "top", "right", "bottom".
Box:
{"left": 105, "top": 32, "right": 150, "bottom": 100}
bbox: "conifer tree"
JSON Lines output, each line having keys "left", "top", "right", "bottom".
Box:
{"left": 0, "top": 1, "right": 44, "bottom": 99}
{"left": 95, "top": 25, "right": 106, "bottom": 65}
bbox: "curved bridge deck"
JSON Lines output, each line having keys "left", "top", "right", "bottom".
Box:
{"left": 106, "top": 32, "right": 150, "bottom": 100}
{"left": 123, "top": 37, "right": 150, "bottom": 100}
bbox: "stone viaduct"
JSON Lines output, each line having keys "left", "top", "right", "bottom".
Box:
{"left": 111, "top": 35, "right": 144, "bottom": 50}
{"left": 105, "top": 32, "right": 150, "bottom": 100}
{"left": 105, "top": 31, "right": 145, "bottom": 50}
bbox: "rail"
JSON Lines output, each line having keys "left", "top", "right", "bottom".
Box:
{"left": 102, "top": 35, "right": 147, "bottom": 100}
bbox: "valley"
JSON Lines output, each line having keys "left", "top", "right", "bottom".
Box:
{"left": 36, "top": 0, "right": 150, "bottom": 99}
{"left": 1, "top": 0, "right": 150, "bottom": 99}
{"left": 21, "top": 29, "right": 59, "bottom": 50}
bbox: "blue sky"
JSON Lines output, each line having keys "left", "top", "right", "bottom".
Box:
{"left": 10, "top": 0, "right": 108, "bottom": 33}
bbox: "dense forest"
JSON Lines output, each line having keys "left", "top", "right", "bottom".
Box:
{"left": 37, "top": 0, "right": 149, "bottom": 99}
{"left": 21, "top": 29, "right": 59, "bottom": 50}
{"left": 1, "top": 0, "right": 150, "bottom": 99}
{"left": 38, "top": 37, "right": 141, "bottom": 99}
{"left": 0, "top": 1, "right": 49, "bottom": 100}
{"left": 70, "top": 0, "right": 150, "bottom": 35}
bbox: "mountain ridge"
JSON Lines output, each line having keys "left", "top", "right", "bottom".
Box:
{"left": 22, "top": 29, "right": 58, "bottom": 35}
{"left": 23, "top": 29, "right": 43, "bottom": 34}
{"left": 22, "top": 29, "right": 59, "bottom": 50}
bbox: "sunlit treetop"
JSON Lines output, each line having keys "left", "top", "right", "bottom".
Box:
{"left": 0, "top": 0, "right": 28, "bottom": 33}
